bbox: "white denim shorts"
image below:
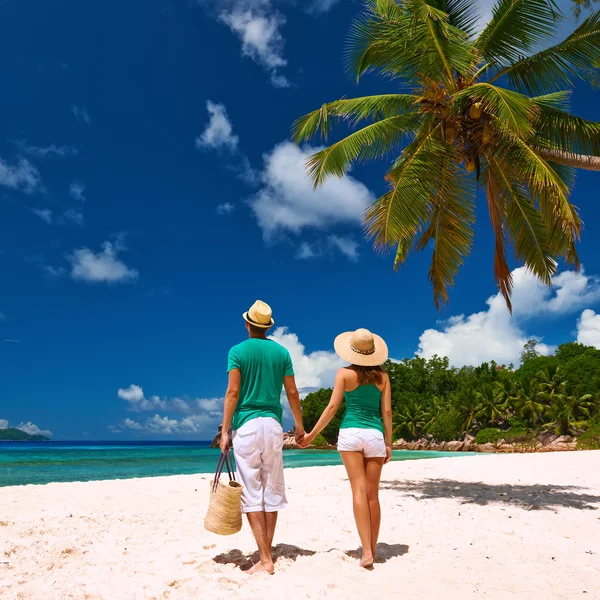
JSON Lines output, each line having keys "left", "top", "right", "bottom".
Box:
{"left": 232, "top": 417, "right": 287, "bottom": 513}
{"left": 337, "top": 428, "right": 386, "bottom": 458}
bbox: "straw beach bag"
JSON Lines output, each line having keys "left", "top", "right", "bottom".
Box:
{"left": 204, "top": 451, "right": 243, "bottom": 535}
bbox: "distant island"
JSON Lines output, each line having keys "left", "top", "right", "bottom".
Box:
{"left": 0, "top": 427, "right": 51, "bottom": 442}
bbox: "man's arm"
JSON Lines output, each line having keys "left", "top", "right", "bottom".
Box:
{"left": 220, "top": 368, "right": 241, "bottom": 453}
{"left": 283, "top": 375, "right": 304, "bottom": 443}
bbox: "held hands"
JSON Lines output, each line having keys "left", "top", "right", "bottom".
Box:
{"left": 384, "top": 444, "right": 392, "bottom": 464}
{"left": 294, "top": 425, "right": 306, "bottom": 447}
{"left": 298, "top": 431, "right": 315, "bottom": 448}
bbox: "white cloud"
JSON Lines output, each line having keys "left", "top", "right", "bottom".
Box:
{"left": 196, "top": 101, "right": 239, "bottom": 151}
{"left": 196, "top": 398, "right": 222, "bottom": 413}
{"left": 20, "top": 143, "right": 78, "bottom": 158}
{"left": 250, "top": 142, "right": 375, "bottom": 238}
{"left": 62, "top": 209, "right": 85, "bottom": 226}
{"left": 0, "top": 157, "right": 41, "bottom": 194}
{"left": 70, "top": 181, "right": 86, "bottom": 202}
{"left": 417, "top": 267, "right": 600, "bottom": 367}
{"left": 29, "top": 208, "right": 52, "bottom": 224}
{"left": 217, "top": 202, "right": 235, "bottom": 215}
{"left": 3, "top": 339, "right": 20, "bottom": 343}
{"left": 296, "top": 242, "right": 318, "bottom": 260}
{"left": 269, "top": 327, "right": 343, "bottom": 395}
{"left": 0, "top": 419, "right": 8, "bottom": 429}
{"left": 16, "top": 421, "right": 52, "bottom": 437}
{"left": 329, "top": 235, "right": 359, "bottom": 262}
{"left": 118, "top": 410, "right": 220, "bottom": 436}
{"left": 118, "top": 384, "right": 166, "bottom": 411}
{"left": 69, "top": 239, "right": 138, "bottom": 284}
{"left": 72, "top": 105, "right": 91, "bottom": 125}
{"left": 218, "top": 1, "right": 288, "bottom": 86}
{"left": 577, "top": 309, "right": 600, "bottom": 349}
{"left": 117, "top": 384, "right": 222, "bottom": 420}
{"left": 118, "top": 384, "right": 144, "bottom": 402}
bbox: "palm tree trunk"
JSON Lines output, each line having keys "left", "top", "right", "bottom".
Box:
{"left": 536, "top": 148, "right": 600, "bottom": 171}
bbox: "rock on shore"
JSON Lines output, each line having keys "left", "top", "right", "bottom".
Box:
{"left": 392, "top": 434, "right": 579, "bottom": 454}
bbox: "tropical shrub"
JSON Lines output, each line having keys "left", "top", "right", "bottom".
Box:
{"left": 475, "top": 428, "right": 505, "bottom": 444}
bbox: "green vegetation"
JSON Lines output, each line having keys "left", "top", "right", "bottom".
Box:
{"left": 0, "top": 427, "right": 50, "bottom": 442}
{"left": 301, "top": 342, "right": 600, "bottom": 448}
{"left": 293, "top": 0, "right": 600, "bottom": 310}
{"left": 474, "top": 428, "right": 504, "bottom": 445}
{"left": 310, "top": 434, "right": 331, "bottom": 449}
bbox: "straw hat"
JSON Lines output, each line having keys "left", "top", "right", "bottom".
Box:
{"left": 243, "top": 300, "right": 274, "bottom": 329}
{"left": 334, "top": 328, "right": 388, "bottom": 366}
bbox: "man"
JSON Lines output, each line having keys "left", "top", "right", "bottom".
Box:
{"left": 220, "top": 299, "right": 304, "bottom": 574}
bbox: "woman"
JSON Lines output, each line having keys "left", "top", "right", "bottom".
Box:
{"left": 301, "top": 328, "right": 392, "bottom": 569}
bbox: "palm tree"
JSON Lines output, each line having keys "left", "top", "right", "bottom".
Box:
{"left": 537, "top": 364, "right": 566, "bottom": 403}
{"left": 475, "top": 382, "right": 507, "bottom": 427}
{"left": 422, "top": 395, "right": 445, "bottom": 432}
{"left": 456, "top": 386, "right": 479, "bottom": 433}
{"left": 514, "top": 377, "right": 546, "bottom": 425}
{"left": 392, "top": 396, "right": 426, "bottom": 439}
{"left": 544, "top": 384, "right": 594, "bottom": 434}
{"left": 292, "top": 0, "right": 600, "bottom": 309}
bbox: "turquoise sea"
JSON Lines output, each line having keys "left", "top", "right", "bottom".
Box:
{"left": 0, "top": 441, "right": 469, "bottom": 487}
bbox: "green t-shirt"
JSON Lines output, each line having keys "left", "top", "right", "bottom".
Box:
{"left": 227, "top": 338, "right": 295, "bottom": 431}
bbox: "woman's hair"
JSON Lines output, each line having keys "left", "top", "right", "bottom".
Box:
{"left": 352, "top": 364, "right": 385, "bottom": 386}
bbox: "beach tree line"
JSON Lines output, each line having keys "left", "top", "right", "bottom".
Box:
{"left": 300, "top": 341, "right": 600, "bottom": 449}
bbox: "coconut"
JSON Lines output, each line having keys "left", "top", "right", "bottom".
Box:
{"left": 469, "top": 102, "right": 483, "bottom": 119}
{"left": 445, "top": 126, "right": 458, "bottom": 144}
{"left": 465, "top": 157, "right": 476, "bottom": 173}
{"left": 482, "top": 128, "right": 492, "bottom": 145}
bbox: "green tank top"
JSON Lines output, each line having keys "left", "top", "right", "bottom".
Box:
{"left": 340, "top": 384, "right": 384, "bottom": 433}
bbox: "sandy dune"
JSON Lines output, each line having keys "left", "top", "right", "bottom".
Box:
{"left": 1, "top": 451, "right": 599, "bottom": 600}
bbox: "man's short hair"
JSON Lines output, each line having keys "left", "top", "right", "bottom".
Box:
{"left": 248, "top": 322, "right": 270, "bottom": 336}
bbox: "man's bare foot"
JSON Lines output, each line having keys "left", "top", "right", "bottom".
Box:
{"left": 360, "top": 554, "right": 374, "bottom": 570}
{"left": 247, "top": 560, "right": 275, "bottom": 575}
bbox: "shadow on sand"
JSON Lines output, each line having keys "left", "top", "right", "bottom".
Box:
{"left": 380, "top": 478, "right": 600, "bottom": 511}
{"left": 213, "top": 543, "right": 316, "bottom": 571}
{"left": 345, "top": 543, "right": 409, "bottom": 563}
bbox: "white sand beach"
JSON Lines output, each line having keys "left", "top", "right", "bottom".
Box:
{"left": 1, "top": 451, "right": 600, "bottom": 600}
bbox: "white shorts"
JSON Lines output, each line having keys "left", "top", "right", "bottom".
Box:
{"left": 232, "top": 417, "right": 287, "bottom": 513}
{"left": 337, "top": 428, "right": 386, "bottom": 458}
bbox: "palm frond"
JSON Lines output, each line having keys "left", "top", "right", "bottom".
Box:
{"left": 532, "top": 105, "right": 600, "bottom": 155}
{"left": 475, "top": 0, "right": 560, "bottom": 67}
{"left": 304, "top": 113, "right": 421, "bottom": 187}
{"left": 500, "top": 11, "right": 600, "bottom": 94}
{"left": 346, "top": 0, "right": 472, "bottom": 83}
{"left": 487, "top": 155, "right": 558, "bottom": 286}
{"left": 485, "top": 165, "right": 513, "bottom": 310}
{"left": 291, "top": 94, "right": 421, "bottom": 143}
{"left": 364, "top": 121, "right": 441, "bottom": 249}
{"left": 453, "top": 83, "right": 537, "bottom": 137}
{"left": 420, "top": 152, "right": 476, "bottom": 308}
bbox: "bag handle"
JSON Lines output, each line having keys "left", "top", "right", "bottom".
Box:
{"left": 212, "top": 449, "right": 236, "bottom": 493}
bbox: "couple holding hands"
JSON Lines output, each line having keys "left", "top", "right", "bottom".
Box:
{"left": 220, "top": 300, "right": 392, "bottom": 573}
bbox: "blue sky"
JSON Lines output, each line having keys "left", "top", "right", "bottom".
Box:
{"left": 1, "top": 0, "right": 600, "bottom": 440}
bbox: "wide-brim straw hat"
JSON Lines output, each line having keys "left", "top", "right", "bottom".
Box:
{"left": 242, "top": 299, "right": 274, "bottom": 329}
{"left": 334, "top": 328, "right": 388, "bottom": 367}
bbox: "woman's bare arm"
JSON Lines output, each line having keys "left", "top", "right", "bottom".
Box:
{"left": 302, "top": 369, "right": 346, "bottom": 445}
{"left": 381, "top": 373, "right": 393, "bottom": 463}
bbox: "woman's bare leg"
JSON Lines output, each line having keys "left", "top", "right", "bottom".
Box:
{"left": 340, "top": 451, "right": 374, "bottom": 568}
{"left": 365, "top": 457, "right": 384, "bottom": 560}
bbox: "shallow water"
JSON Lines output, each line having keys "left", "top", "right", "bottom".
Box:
{"left": 0, "top": 441, "right": 473, "bottom": 487}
